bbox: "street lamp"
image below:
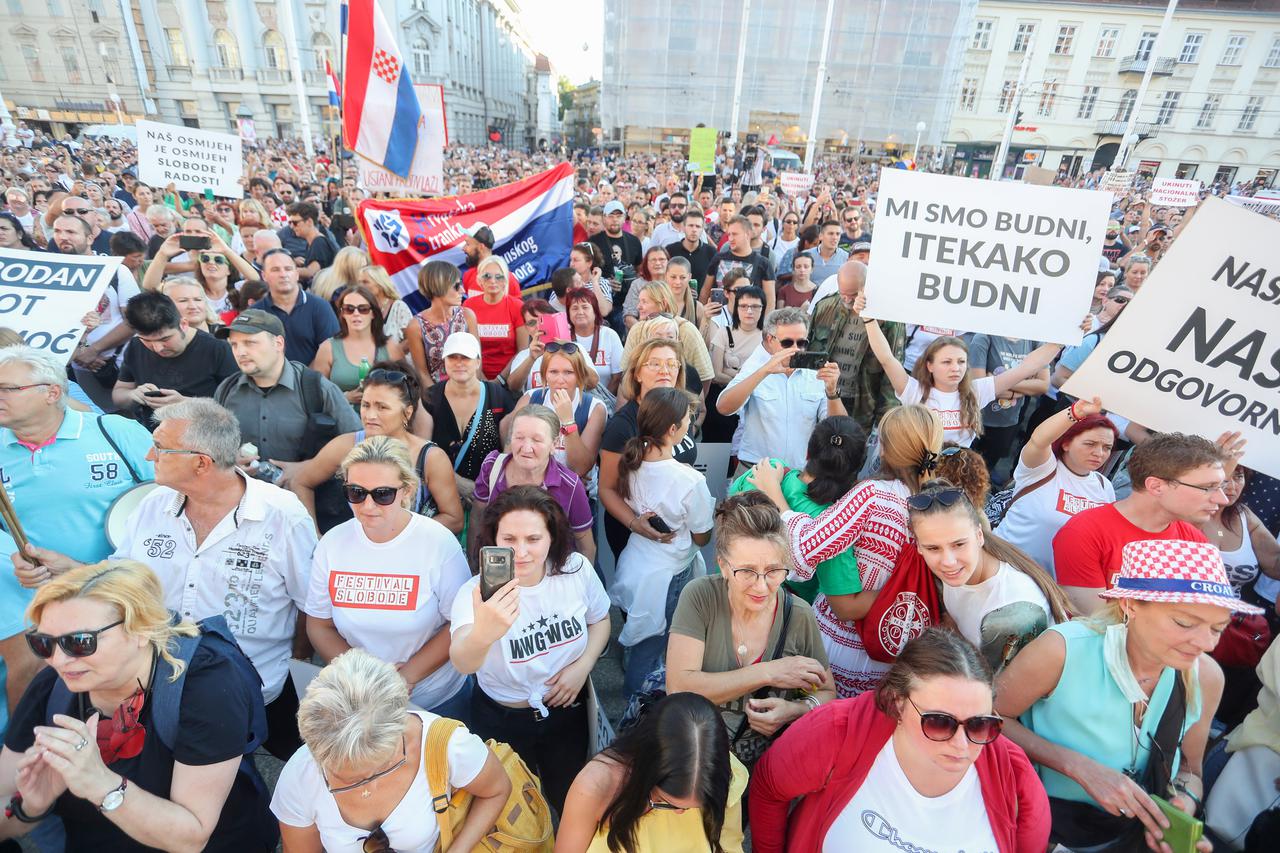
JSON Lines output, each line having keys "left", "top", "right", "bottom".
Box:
{"left": 914, "top": 121, "right": 926, "bottom": 162}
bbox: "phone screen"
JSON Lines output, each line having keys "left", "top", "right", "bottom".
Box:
{"left": 790, "top": 351, "right": 830, "bottom": 371}
{"left": 479, "top": 547, "right": 515, "bottom": 601}
{"left": 178, "top": 235, "right": 211, "bottom": 251}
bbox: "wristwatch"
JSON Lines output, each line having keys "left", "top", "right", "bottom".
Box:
{"left": 98, "top": 777, "right": 128, "bottom": 812}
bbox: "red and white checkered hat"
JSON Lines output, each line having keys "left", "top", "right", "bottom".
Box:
{"left": 1099, "top": 539, "right": 1264, "bottom": 614}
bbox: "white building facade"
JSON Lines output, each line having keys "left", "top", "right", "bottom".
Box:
{"left": 945, "top": 0, "right": 1280, "bottom": 186}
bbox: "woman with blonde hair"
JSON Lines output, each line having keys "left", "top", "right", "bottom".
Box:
{"left": 748, "top": 404, "right": 944, "bottom": 697}
{"left": 356, "top": 264, "right": 414, "bottom": 343}
{"left": 310, "top": 246, "right": 370, "bottom": 304}
{"left": 0, "top": 560, "right": 276, "bottom": 851}
{"left": 405, "top": 260, "right": 479, "bottom": 387}
{"left": 621, "top": 312, "right": 714, "bottom": 395}
{"left": 272, "top": 649, "right": 511, "bottom": 852}
{"left": 469, "top": 254, "right": 529, "bottom": 380}
{"left": 159, "top": 276, "right": 221, "bottom": 334}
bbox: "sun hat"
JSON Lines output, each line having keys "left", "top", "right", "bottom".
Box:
{"left": 441, "top": 332, "right": 481, "bottom": 360}
{"left": 1099, "top": 539, "right": 1263, "bottom": 614}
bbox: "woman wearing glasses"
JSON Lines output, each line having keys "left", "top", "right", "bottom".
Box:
{"left": 273, "top": 649, "right": 510, "bottom": 853}
{"left": 666, "top": 492, "right": 835, "bottom": 768}
{"left": 703, "top": 285, "right": 765, "bottom": 445}
{"left": 291, "top": 366, "right": 464, "bottom": 534}
{"left": 144, "top": 227, "right": 260, "bottom": 317}
{"left": 405, "top": 261, "right": 479, "bottom": 389}
{"left": 750, "top": 628, "right": 1049, "bottom": 853}
{"left": 305, "top": 436, "right": 473, "bottom": 719}
{"left": 310, "top": 284, "right": 406, "bottom": 406}
{"left": 0, "top": 560, "right": 277, "bottom": 851}
{"left": 469, "top": 256, "right": 530, "bottom": 381}
{"left": 1052, "top": 285, "right": 1134, "bottom": 391}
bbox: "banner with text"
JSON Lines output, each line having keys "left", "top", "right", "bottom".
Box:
{"left": 1062, "top": 198, "right": 1280, "bottom": 480}
{"left": 688, "top": 127, "right": 717, "bottom": 175}
{"left": 137, "top": 120, "right": 242, "bottom": 197}
{"left": 357, "top": 84, "right": 449, "bottom": 195}
{"left": 780, "top": 171, "right": 815, "bottom": 198}
{"left": 0, "top": 249, "right": 119, "bottom": 364}
{"left": 864, "top": 170, "right": 1112, "bottom": 345}
{"left": 1150, "top": 178, "right": 1202, "bottom": 207}
{"left": 358, "top": 163, "right": 573, "bottom": 312}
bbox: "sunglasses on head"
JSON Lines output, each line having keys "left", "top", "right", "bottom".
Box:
{"left": 543, "top": 341, "right": 580, "bottom": 355}
{"left": 907, "top": 489, "right": 965, "bottom": 511}
{"left": 26, "top": 618, "right": 124, "bottom": 658}
{"left": 908, "top": 696, "right": 1003, "bottom": 744}
{"left": 344, "top": 484, "right": 400, "bottom": 506}
{"left": 197, "top": 252, "right": 228, "bottom": 265}
{"left": 776, "top": 337, "right": 809, "bottom": 350}
{"left": 341, "top": 303, "right": 374, "bottom": 315}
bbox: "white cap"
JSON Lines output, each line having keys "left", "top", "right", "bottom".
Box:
{"left": 441, "top": 332, "right": 481, "bottom": 360}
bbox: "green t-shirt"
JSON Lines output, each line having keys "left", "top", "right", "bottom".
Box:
{"left": 728, "top": 461, "right": 862, "bottom": 602}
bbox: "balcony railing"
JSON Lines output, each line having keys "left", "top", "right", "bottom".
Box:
{"left": 166, "top": 64, "right": 192, "bottom": 82}
{"left": 209, "top": 67, "right": 243, "bottom": 82}
{"left": 257, "top": 68, "right": 293, "bottom": 84}
{"left": 303, "top": 70, "right": 326, "bottom": 86}
{"left": 1094, "top": 120, "right": 1157, "bottom": 136}
{"left": 1117, "top": 54, "right": 1176, "bottom": 75}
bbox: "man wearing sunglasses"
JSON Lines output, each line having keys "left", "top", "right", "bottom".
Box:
{"left": 11, "top": 399, "right": 318, "bottom": 759}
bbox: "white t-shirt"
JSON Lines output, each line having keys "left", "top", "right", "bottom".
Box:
{"left": 898, "top": 375, "right": 996, "bottom": 448}
{"left": 995, "top": 455, "right": 1115, "bottom": 575}
{"left": 450, "top": 552, "right": 610, "bottom": 714}
{"left": 903, "top": 326, "right": 966, "bottom": 372}
{"left": 271, "top": 711, "right": 488, "bottom": 853}
{"left": 823, "top": 739, "right": 998, "bottom": 853}
{"left": 508, "top": 328, "right": 624, "bottom": 393}
{"left": 86, "top": 264, "right": 142, "bottom": 362}
{"left": 943, "top": 561, "right": 1054, "bottom": 653}
{"left": 305, "top": 514, "right": 471, "bottom": 710}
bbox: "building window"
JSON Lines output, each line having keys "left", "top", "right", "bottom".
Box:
{"left": 312, "top": 33, "right": 333, "bottom": 72}
{"left": 214, "top": 29, "right": 240, "bottom": 68}
{"left": 166, "top": 29, "right": 188, "bottom": 66}
{"left": 1096, "top": 27, "right": 1120, "bottom": 58}
{"left": 1220, "top": 35, "right": 1247, "bottom": 66}
{"left": 1195, "top": 94, "right": 1221, "bottom": 129}
{"left": 1013, "top": 22, "right": 1036, "bottom": 53}
{"left": 1077, "top": 85, "right": 1099, "bottom": 118}
{"left": 412, "top": 38, "right": 430, "bottom": 77}
{"left": 1038, "top": 81, "right": 1059, "bottom": 116}
{"left": 1115, "top": 89, "right": 1137, "bottom": 122}
{"left": 1239, "top": 95, "right": 1263, "bottom": 130}
{"left": 1136, "top": 31, "right": 1158, "bottom": 61}
{"left": 22, "top": 43, "right": 42, "bottom": 82}
{"left": 959, "top": 78, "right": 978, "bottom": 111}
{"left": 102, "top": 52, "right": 120, "bottom": 84}
{"left": 1175, "top": 163, "right": 1198, "bottom": 180}
{"left": 1154, "top": 91, "right": 1180, "bottom": 125}
{"left": 998, "top": 80, "right": 1016, "bottom": 112}
{"left": 1266, "top": 36, "right": 1280, "bottom": 68}
{"left": 263, "top": 31, "right": 286, "bottom": 70}
{"left": 60, "top": 45, "right": 81, "bottom": 83}
{"left": 971, "top": 19, "right": 993, "bottom": 51}
{"left": 1179, "top": 33, "right": 1203, "bottom": 64}
{"left": 1055, "top": 25, "right": 1076, "bottom": 55}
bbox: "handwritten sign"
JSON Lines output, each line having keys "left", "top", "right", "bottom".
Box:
{"left": 1151, "top": 178, "right": 1202, "bottom": 208}
{"left": 357, "top": 85, "right": 449, "bottom": 195}
{"left": 137, "top": 120, "right": 242, "bottom": 197}
{"left": 780, "top": 171, "right": 816, "bottom": 197}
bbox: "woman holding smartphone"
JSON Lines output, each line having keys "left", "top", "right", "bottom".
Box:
{"left": 449, "top": 486, "right": 612, "bottom": 813}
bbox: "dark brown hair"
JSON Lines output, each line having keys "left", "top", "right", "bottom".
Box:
{"left": 617, "top": 388, "right": 695, "bottom": 501}
{"left": 336, "top": 283, "right": 388, "bottom": 346}
{"left": 473, "top": 485, "right": 577, "bottom": 575}
{"left": 1128, "top": 432, "right": 1227, "bottom": 493}
{"left": 712, "top": 491, "right": 788, "bottom": 565}
{"left": 874, "top": 628, "right": 994, "bottom": 719}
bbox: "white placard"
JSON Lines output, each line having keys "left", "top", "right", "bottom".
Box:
{"left": 780, "top": 171, "right": 815, "bottom": 198}
{"left": 864, "top": 170, "right": 1112, "bottom": 345}
{"left": 358, "top": 84, "right": 448, "bottom": 195}
{"left": 137, "top": 120, "right": 242, "bottom": 197}
{"left": 0, "top": 249, "right": 119, "bottom": 364}
{"left": 1062, "top": 198, "right": 1280, "bottom": 480}
{"left": 1151, "top": 178, "right": 1201, "bottom": 208}
{"left": 1100, "top": 170, "right": 1134, "bottom": 197}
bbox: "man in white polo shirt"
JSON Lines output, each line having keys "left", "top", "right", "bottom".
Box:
{"left": 13, "top": 398, "right": 317, "bottom": 759}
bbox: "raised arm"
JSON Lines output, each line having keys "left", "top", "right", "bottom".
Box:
{"left": 1020, "top": 397, "right": 1104, "bottom": 471}
{"left": 852, "top": 292, "right": 909, "bottom": 395}
{"left": 991, "top": 341, "right": 1066, "bottom": 397}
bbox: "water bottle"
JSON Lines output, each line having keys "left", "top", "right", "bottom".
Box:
{"left": 358, "top": 357, "right": 372, "bottom": 381}
{"left": 251, "top": 460, "right": 285, "bottom": 485}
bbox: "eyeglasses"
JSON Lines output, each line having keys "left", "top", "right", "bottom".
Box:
{"left": 907, "top": 696, "right": 1003, "bottom": 745}
{"left": 648, "top": 798, "right": 684, "bottom": 812}
{"left": 1165, "top": 478, "right": 1229, "bottom": 495}
{"left": 783, "top": 218, "right": 799, "bottom": 225}
{"left": 1110, "top": 296, "right": 1130, "bottom": 305}
{"left": 325, "top": 737, "right": 407, "bottom": 794}
{"left": 344, "top": 484, "right": 401, "bottom": 506}
{"left": 341, "top": 303, "right": 374, "bottom": 315}
{"left": 0, "top": 383, "right": 51, "bottom": 396}
{"left": 729, "top": 565, "right": 789, "bottom": 585}
{"left": 365, "top": 368, "right": 409, "bottom": 388}
{"left": 63, "top": 208, "right": 89, "bottom": 216}
{"left": 544, "top": 341, "right": 580, "bottom": 355}
{"left": 151, "top": 443, "right": 210, "bottom": 458}
{"left": 738, "top": 303, "right": 763, "bottom": 312}
{"left": 641, "top": 360, "right": 681, "bottom": 374}
{"left": 775, "top": 338, "right": 809, "bottom": 350}
{"left": 197, "top": 253, "right": 229, "bottom": 265}
{"left": 907, "top": 489, "right": 965, "bottom": 511}
{"left": 26, "top": 619, "right": 124, "bottom": 659}
{"left": 287, "top": 219, "right": 302, "bottom": 227}
{"left": 359, "top": 825, "right": 392, "bottom": 853}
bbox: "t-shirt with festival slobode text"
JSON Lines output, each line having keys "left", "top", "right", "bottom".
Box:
{"left": 466, "top": 295, "right": 525, "bottom": 379}
{"left": 898, "top": 375, "right": 997, "bottom": 448}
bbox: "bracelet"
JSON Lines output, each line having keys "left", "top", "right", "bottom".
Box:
{"left": 626, "top": 517, "right": 637, "bottom": 532}
{"left": 5, "top": 794, "right": 54, "bottom": 823}
{"left": 801, "top": 694, "right": 821, "bottom": 712}
{"left": 1171, "top": 779, "right": 1202, "bottom": 815}
{"left": 1067, "top": 401, "right": 1081, "bottom": 423}
{"left": 825, "top": 391, "right": 840, "bottom": 400}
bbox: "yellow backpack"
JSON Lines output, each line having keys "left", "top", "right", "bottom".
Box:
{"left": 424, "top": 717, "right": 556, "bottom": 852}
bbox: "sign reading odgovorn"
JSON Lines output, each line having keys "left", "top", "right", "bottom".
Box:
{"left": 137, "top": 120, "right": 243, "bottom": 197}
{"left": 0, "top": 249, "right": 120, "bottom": 364}
{"left": 1062, "top": 198, "right": 1280, "bottom": 480}
{"left": 865, "top": 170, "right": 1112, "bottom": 345}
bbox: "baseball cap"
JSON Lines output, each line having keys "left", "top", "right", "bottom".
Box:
{"left": 441, "top": 332, "right": 481, "bottom": 360}
{"left": 851, "top": 241, "right": 872, "bottom": 255}
{"left": 219, "top": 308, "right": 284, "bottom": 339}
{"left": 603, "top": 201, "right": 626, "bottom": 216}
{"left": 464, "top": 223, "right": 494, "bottom": 249}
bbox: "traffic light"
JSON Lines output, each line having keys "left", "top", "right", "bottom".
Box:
{"left": 1014, "top": 110, "right": 1024, "bottom": 126}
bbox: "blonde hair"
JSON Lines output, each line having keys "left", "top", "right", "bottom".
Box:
{"left": 312, "top": 246, "right": 371, "bottom": 302}
{"left": 876, "top": 404, "right": 944, "bottom": 493}
{"left": 28, "top": 561, "right": 198, "bottom": 682}
{"left": 620, "top": 338, "right": 685, "bottom": 400}
{"left": 539, "top": 346, "right": 599, "bottom": 391}
{"left": 296, "top": 649, "right": 409, "bottom": 772}
{"left": 160, "top": 276, "right": 219, "bottom": 327}
{"left": 237, "top": 198, "right": 271, "bottom": 226}
{"left": 637, "top": 281, "right": 678, "bottom": 316}
{"left": 0, "top": 327, "right": 24, "bottom": 348}
{"left": 359, "top": 264, "right": 399, "bottom": 301}
{"left": 476, "top": 254, "right": 511, "bottom": 281}
{"left": 340, "top": 435, "right": 420, "bottom": 506}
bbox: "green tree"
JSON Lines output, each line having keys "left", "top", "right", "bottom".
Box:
{"left": 557, "top": 75, "right": 575, "bottom": 122}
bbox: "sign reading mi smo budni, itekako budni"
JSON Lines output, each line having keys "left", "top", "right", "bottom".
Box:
{"left": 0, "top": 249, "right": 120, "bottom": 364}
{"left": 865, "top": 170, "right": 1112, "bottom": 345}
{"left": 1063, "top": 198, "right": 1280, "bottom": 479}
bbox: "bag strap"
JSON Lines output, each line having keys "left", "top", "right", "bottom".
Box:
{"left": 731, "top": 591, "right": 795, "bottom": 744}
{"left": 1145, "top": 674, "right": 1187, "bottom": 797}
{"left": 296, "top": 363, "right": 323, "bottom": 415}
{"left": 425, "top": 716, "right": 463, "bottom": 851}
{"left": 486, "top": 453, "right": 509, "bottom": 499}
{"left": 453, "top": 380, "right": 487, "bottom": 472}
{"left": 95, "top": 415, "right": 143, "bottom": 484}
{"left": 1005, "top": 468, "right": 1057, "bottom": 514}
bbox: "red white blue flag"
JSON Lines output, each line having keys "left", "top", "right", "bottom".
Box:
{"left": 325, "top": 60, "right": 341, "bottom": 108}
{"left": 342, "top": 0, "right": 421, "bottom": 178}
{"left": 358, "top": 164, "right": 575, "bottom": 312}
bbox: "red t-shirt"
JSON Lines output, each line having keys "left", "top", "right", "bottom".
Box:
{"left": 462, "top": 266, "right": 522, "bottom": 301}
{"left": 1053, "top": 503, "right": 1209, "bottom": 591}
{"left": 467, "top": 295, "right": 524, "bottom": 379}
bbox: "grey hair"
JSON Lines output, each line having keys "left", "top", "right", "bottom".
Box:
{"left": 145, "top": 204, "right": 175, "bottom": 223}
{"left": 666, "top": 256, "right": 692, "bottom": 274}
{"left": 764, "top": 307, "right": 810, "bottom": 336}
{"left": 476, "top": 253, "right": 510, "bottom": 280}
{"left": 152, "top": 399, "right": 240, "bottom": 468}
{"left": 0, "top": 346, "right": 68, "bottom": 399}
{"left": 297, "top": 649, "right": 409, "bottom": 772}
{"left": 509, "top": 404, "right": 560, "bottom": 443}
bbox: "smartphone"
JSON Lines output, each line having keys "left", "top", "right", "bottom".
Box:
{"left": 479, "top": 546, "right": 515, "bottom": 601}
{"left": 536, "top": 312, "right": 571, "bottom": 344}
{"left": 178, "top": 234, "right": 211, "bottom": 251}
{"left": 647, "top": 516, "right": 673, "bottom": 535}
{"left": 790, "top": 351, "right": 830, "bottom": 371}
{"left": 710, "top": 287, "right": 726, "bottom": 306}
{"left": 1151, "top": 796, "right": 1203, "bottom": 853}
{"left": 143, "top": 390, "right": 166, "bottom": 398}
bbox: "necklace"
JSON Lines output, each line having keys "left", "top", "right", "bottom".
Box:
{"left": 360, "top": 788, "right": 372, "bottom": 799}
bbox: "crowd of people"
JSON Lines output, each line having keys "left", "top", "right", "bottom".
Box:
{"left": 0, "top": 125, "right": 1277, "bottom": 853}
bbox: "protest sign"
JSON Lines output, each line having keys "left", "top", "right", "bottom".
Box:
{"left": 357, "top": 84, "right": 449, "bottom": 195}
{"left": 137, "top": 120, "right": 242, "bottom": 197}
{"left": 1022, "top": 166, "right": 1056, "bottom": 186}
{"left": 1226, "top": 194, "right": 1280, "bottom": 218}
{"left": 1151, "top": 178, "right": 1201, "bottom": 208}
{"left": 780, "top": 171, "right": 815, "bottom": 198}
{"left": 1100, "top": 170, "right": 1134, "bottom": 197}
{"left": 0, "top": 250, "right": 119, "bottom": 364}
{"left": 688, "top": 127, "right": 717, "bottom": 175}
{"left": 864, "top": 170, "right": 1111, "bottom": 345}
{"left": 1062, "top": 198, "right": 1280, "bottom": 480}
{"left": 237, "top": 119, "right": 257, "bottom": 146}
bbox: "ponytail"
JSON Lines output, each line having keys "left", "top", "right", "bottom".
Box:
{"left": 616, "top": 387, "right": 695, "bottom": 503}
{"left": 982, "top": 534, "right": 1072, "bottom": 623}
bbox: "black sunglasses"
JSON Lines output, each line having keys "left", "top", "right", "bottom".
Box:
{"left": 906, "top": 489, "right": 965, "bottom": 511}
{"left": 360, "top": 825, "right": 391, "bottom": 853}
{"left": 776, "top": 337, "right": 809, "bottom": 350}
{"left": 543, "top": 341, "right": 580, "bottom": 355}
{"left": 908, "top": 696, "right": 1003, "bottom": 745}
{"left": 1111, "top": 296, "right": 1130, "bottom": 305}
{"left": 365, "top": 368, "right": 409, "bottom": 387}
{"left": 26, "top": 618, "right": 124, "bottom": 659}
{"left": 344, "top": 484, "right": 401, "bottom": 506}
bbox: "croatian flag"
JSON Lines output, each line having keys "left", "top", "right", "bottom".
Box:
{"left": 342, "top": 0, "right": 421, "bottom": 178}
{"left": 359, "top": 163, "right": 575, "bottom": 313}
{"left": 325, "top": 60, "right": 341, "bottom": 108}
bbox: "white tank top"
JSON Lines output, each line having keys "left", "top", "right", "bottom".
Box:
{"left": 1217, "top": 514, "right": 1260, "bottom": 592}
